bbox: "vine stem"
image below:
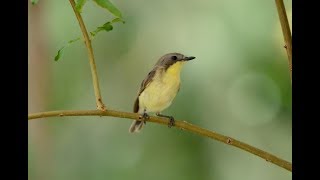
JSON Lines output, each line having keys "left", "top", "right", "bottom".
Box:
{"left": 275, "top": 0, "right": 292, "bottom": 80}
{"left": 28, "top": 109, "right": 292, "bottom": 172}
{"left": 69, "top": 0, "right": 106, "bottom": 110}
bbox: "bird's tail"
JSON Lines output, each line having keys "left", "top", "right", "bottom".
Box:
{"left": 129, "top": 120, "right": 144, "bottom": 133}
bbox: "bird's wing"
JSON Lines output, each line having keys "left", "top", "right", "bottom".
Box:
{"left": 133, "top": 67, "right": 159, "bottom": 113}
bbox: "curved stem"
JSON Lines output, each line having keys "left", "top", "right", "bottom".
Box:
{"left": 275, "top": 0, "right": 292, "bottom": 80}
{"left": 28, "top": 109, "right": 292, "bottom": 172}
{"left": 69, "top": 0, "right": 106, "bottom": 110}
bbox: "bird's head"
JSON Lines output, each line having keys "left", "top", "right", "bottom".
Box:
{"left": 157, "top": 53, "right": 195, "bottom": 70}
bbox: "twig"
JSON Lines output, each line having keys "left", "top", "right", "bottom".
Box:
{"left": 69, "top": 0, "right": 106, "bottom": 110}
{"left": 275, "top": 0, "right": 292, "bottom": 80}
{"left": 28, "top": 109, "right": 292, "bottom": 172}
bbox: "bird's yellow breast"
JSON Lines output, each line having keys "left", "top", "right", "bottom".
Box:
{"left": 138, "top": 62, "right": 185, "bottom": 113}
{"left": 162, "top": 61, "right": 185, "bottom": 84}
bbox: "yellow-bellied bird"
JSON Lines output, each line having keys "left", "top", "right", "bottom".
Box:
{"left": 129, "top": 53, "right": 195, "bottom": 133}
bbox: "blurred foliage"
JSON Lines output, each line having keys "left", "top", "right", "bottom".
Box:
{"left": 54, "top": 37, "right": 80, "bottom": 61}
{"left": 92, "top": 0, "right": 123, "bottom": 18}
{"left": 75, "top": 0, "right": 88, "bottom": 13}
{"left": 28, "top": 0, "right": 292, "bottom": 180}
{"left": 31, "top": 0, "right": 39, "bottom": 5}
{"left": 54, "top": 18, "right": 124, "bottom": 61}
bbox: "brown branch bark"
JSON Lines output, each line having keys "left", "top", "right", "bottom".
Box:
{"left": 69, "top": 0, "right": 106, "bottom": 110}
{"left": 28, "top": 109, "right": 292, "bottom": 172}
{"left": 275, "top": 0, "right": 292, "bottom": 80}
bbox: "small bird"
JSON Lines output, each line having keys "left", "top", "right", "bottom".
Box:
{"left": 129, "top": 53, "right": 195, "bottom": 133}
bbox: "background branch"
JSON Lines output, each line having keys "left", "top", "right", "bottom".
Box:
{"left": 275, "top": 0, "right": 292, "bottom": 80}
{"left": 28, "top": 109, "right": 292, "bottom": 172}
{"left": 69, "top": 0, "right": 106, "bottom": 110}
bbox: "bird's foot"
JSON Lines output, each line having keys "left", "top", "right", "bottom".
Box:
{"left": 168, "top": 116, "right": 175, "bottom": 128}
{"left": 138, "top": 112, "right": 149, "bottom": 124}
{"left": 156, "top": 113, "right": 175, "bottom": 128}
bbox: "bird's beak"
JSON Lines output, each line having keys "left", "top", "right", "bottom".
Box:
{"left": 183, "top": 56, "right": 196, "bottom": 61}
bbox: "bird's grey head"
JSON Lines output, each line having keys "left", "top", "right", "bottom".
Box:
{"left": 156, "top": 53, "right": 195, "bottom": 69}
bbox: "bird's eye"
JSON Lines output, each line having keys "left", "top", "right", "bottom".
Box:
{"left": 171, "top": 56, "right": 177, "bottom": 60}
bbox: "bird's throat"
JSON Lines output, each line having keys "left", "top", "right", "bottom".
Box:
{"left": 164, "top": 61, "right": 185, "bottom": 79}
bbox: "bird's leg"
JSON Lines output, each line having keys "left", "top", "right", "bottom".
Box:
{"left": 138, "top": 109, "right": 149, "bottom": 124}
{"left": 156, "top": 113, "right": 175, "bottom": 128}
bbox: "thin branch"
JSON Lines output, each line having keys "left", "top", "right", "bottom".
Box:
{"left": 275, "top": 0, "right": 292, "bottom": 80}
{"left": 28, "top": 109, "right": 292, "bottom": 172}
{"left": 69, "top": 0, "right": 106, "bottom": 110}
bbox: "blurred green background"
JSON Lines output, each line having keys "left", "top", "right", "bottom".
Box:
{"left": 28, "top": 0, "right": 292, "bottom": 180}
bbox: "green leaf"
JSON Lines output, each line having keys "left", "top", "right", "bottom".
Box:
{"left": 90, "top": 32, "right": 96, "bottom": 37}
{"left": 31, "top": 0, "right": 39, "bottom": 5}
{"left": 54, "top": 17, "right": 124, "bottom": 61}
{"left": 92, "top": 0, "right": 123, "bottom": 18}
{"left": 101, "top": 22, "right": 113, "bottom": 31}
{"left": 68, "top": 37, "right": 81, "bottom": 44}
{"left": 90, "top": 22, "right": 114, "bottom": 37}
{"left": 75, "top": 0, "right": 87, "bottom": 13}
{"left": 111, "top": 17, "right": 125, "bottom": 24}
{"left": 89, "top": 18, "right": 123, "bottom": 38}
{"left": 54, "top": 38, "right": 80, "bottom": 61}
{"left": 54, "top": 48, "right": 65, "bottom": 61}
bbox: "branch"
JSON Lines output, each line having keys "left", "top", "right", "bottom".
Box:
{"left": 28, "top": 109, "right": 292, "bottom": 172}
{"left": 69, "top": 0, "right": 106, "bottom": 110}
{"left": 275, "top": 0, "right": 292, "bottom": 80}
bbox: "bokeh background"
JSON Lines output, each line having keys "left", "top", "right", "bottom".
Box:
{"left": 28, "top": 0, "right": 292, "bottom": 180}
